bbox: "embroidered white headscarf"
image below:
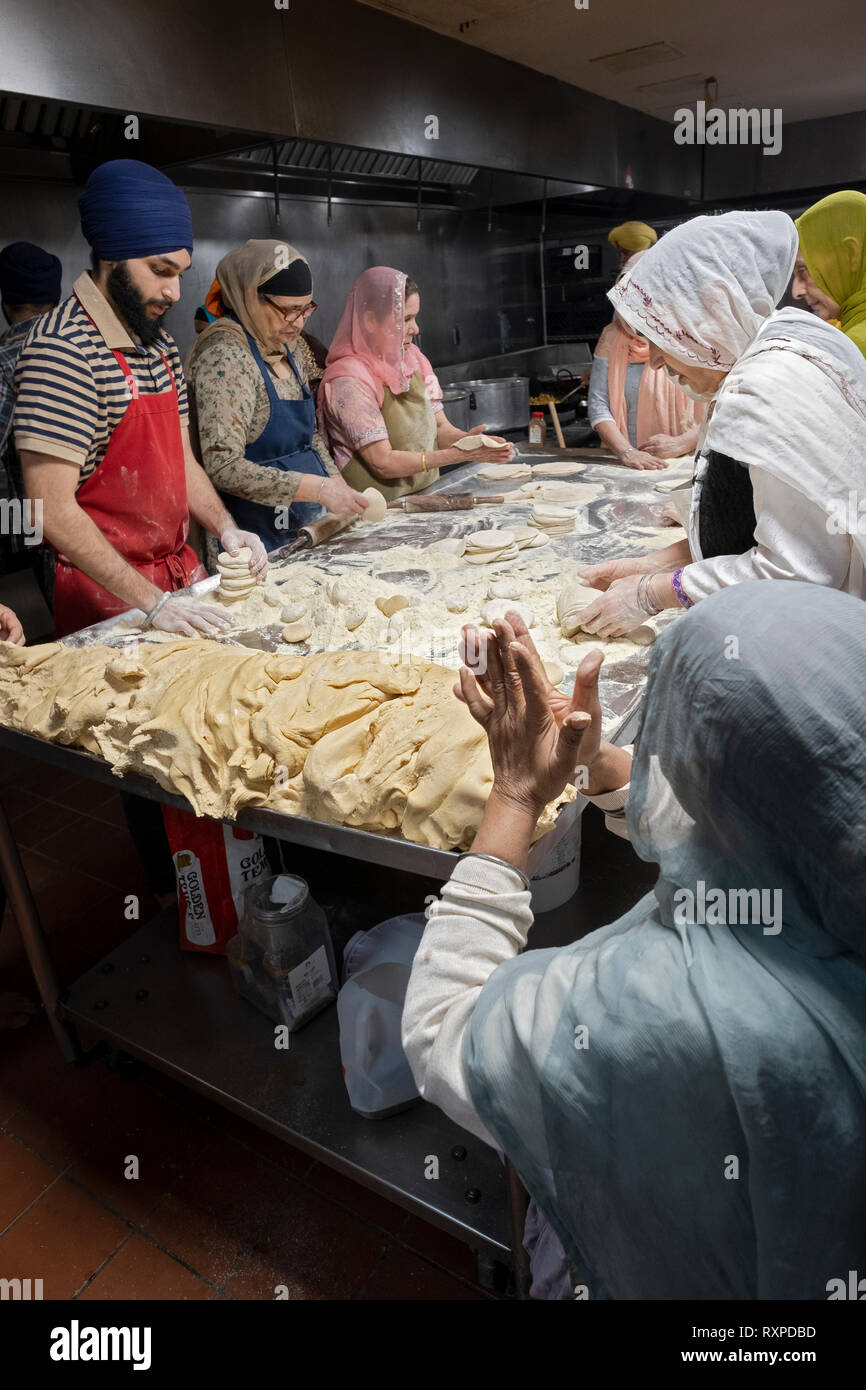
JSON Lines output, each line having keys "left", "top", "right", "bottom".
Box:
{"left": 609, "top": 210, "right": 797, "bottom": 369}
{"left": 612, "top": 211, "right": 866, "bottom": 582}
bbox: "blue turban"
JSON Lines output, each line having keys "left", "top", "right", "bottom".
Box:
{"left": 0, "top": 241, "right": 62, "bottom": 306}
{"left": 79, "top": 159, "right": 194, "bottom": 261}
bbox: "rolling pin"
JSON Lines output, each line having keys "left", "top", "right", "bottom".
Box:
{"left": 547, "top": 401, "right": 566, "bottom": 449}
{"left": 271, "top": 509, "right": 357, "bottom": 561}
{"left": 387, "top": 493, "right": 504, "bottom": 512}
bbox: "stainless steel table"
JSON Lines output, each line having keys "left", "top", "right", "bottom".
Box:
{"left": 0, "top": 447, "right": 675, "bottom": 1294}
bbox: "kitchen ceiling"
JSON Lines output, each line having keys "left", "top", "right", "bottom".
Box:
{"left": 359, "top": 0, "right": 865, "bottom": 125}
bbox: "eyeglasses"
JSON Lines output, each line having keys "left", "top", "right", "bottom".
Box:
{"left": 260, "top": 294, "right": 317, "bottom": 326}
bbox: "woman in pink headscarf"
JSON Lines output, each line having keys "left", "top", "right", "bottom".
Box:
{"left": 319, "top": 267, "right": 514, "bottom": 500}
{"left": 588, "top": 252, "right": 704, "bottom": 470}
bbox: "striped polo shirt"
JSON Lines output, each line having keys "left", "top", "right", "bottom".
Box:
{"left": 13, "top": 270, "right": 188, "bottom": 486}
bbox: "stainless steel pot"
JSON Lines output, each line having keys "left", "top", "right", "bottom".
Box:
{"left": 440, "top": 387, "right": 471, "bottom": 433}
{"left": 439, "top": 376, "right": 530, "bottom": 433}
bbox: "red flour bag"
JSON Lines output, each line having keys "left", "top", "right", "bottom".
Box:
{"left": 162, "top": 807, "right": 269, "bottom": 955}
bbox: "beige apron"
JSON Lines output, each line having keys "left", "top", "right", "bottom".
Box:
{"left": 341, "top": 370, "right": 439, "bottom": 500}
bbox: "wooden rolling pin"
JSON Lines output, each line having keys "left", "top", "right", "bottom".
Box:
{"left": 547, "top": 401, "right": 566, "bottom": 449}
{"left": 387, "top": 493, "right": 504, "bottom": 512}
{"left": 271, "top": 509, "right": 357, "bottom": 560}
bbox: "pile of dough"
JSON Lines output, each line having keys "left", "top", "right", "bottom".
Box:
{"left": 0, "top": 640, "right": 574, "bottom": 852}
{"left": 556, "top": 581, "right": 601, "bottom": 637}
{"left": 531, "top": 460, "right": 587, "bottom": 478}
{"left": 217, "top": 547, "right": 257, "bottom": 603}
{"left": 464, "top": 529, "right": 519, "bottom": 565}
{"left": 475, "top": 462, "right": 532, "bottom": 481}
{"left": 361, "top": 488, "right": 388, "bottom": 523}
{"left": 453, "top": 434, "right": 508, "bottom": 451}
{"left": 529, "top": 504, "right": 575, "bottom": 538}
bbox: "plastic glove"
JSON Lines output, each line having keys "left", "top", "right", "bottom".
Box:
{"left": 219, "top": 527, "right": 269, "bottom": 581}
{"left": 577, "top": 557, "right": 644, "bottom": 590}
{"left": 150, "top": 596, "right": 236, "bottom": 639}
{"left": 576, "top": 575, "right": 650, "bottom": 638}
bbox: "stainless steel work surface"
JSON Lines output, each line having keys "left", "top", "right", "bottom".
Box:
{"left": 60, "top": 909, "right": 513, "bottom": 1259}
{"left": 18, "top": 447, "right": 683, "bottom": 876}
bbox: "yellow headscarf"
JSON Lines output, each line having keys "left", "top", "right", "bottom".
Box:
{"left": 608, "top": 221, "right": 658, "bottom": 253}
{"left": 796, "top": 191, "right": 866, "bottom": 358}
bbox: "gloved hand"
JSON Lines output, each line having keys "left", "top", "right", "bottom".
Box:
{"left": 219, "top": 527, "right": 269, "bottom": 580}
{"left": 577, "top": 557, "right": 645, "bottom": 590}
{"left": 150, "top": 596, "right": 236, "bottom": 639}
{"left": 576, "top": 575, "right": 651, "bottom": 638}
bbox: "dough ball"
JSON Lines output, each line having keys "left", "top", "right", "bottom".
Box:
{"left": 376, "top": 594, "right": 412, "bottom": 618}
{"left": 280, "top": 602, "right": 309, "bottom": 624}
{"left": 488, "top": 580, "right": 522, "bottom": 600}
{"left": 361, "top": 488, "right": 388, "bottom": 523}
{"left": 282, "top": 617, "right": 312, "bottom": 643}
{"left": 330, "top": 577, "right": 355, "bottom": 605}
{"left": 344, "top": 606, "right": 367, "bottom": 631}
{"left": 556, "top": 582, "right": 601, "bottom": 638}
{"left": 443, "top": 592, "right": 468, "bottom": 613}
{"left": 626, "top": 624, "right": 657, "bottom": 646}
{"left": 217, "top": 547, "right": 252, "bottom": 568}
{"left": 219, "top": 576, "right": 255, "bottom": 592}
{"left": 387, "top": 612, "right": 407, "bottom": 638}
{"left": 481, "top": 599, "right": 534, "bottom": 629}
{"left": 543, "top": 659, "right": 564, "bottom": 686}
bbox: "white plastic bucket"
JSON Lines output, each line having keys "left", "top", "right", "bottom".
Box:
{"left": 530, "top": 807, "right": 582, "bottom": 913}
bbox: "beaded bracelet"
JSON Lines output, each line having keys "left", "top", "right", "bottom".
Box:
{"left": 671, "top": 567, "right": 694, "bottom": 609}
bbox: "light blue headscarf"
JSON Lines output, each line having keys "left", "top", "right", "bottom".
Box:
{"left": 463, "top": 582, "right": 866, "bottom": 1299}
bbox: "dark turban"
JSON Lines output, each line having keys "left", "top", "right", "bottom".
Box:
{"left": 78, "top": 159, "right": 194, "bottom": 261}
{"left": 0, "top": 241, "right": 62, "bottom": 306}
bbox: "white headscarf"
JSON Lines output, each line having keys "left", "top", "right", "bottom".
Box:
{"left": 612, "top": 211, "right": 866, "bottom": 569}
{"left": 610, "top": 210, "right": 797, "bottom": 369}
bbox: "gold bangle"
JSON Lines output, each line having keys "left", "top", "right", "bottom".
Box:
{"left": 421, "top": 452, "right": 427, "bottom": 469}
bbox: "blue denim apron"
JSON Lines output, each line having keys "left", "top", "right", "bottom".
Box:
{"left": 220, "top": 331, "right": 328, "bottom": 549}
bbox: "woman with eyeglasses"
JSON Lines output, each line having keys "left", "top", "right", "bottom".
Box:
{"left": 588, "top": 251, "right": 704, "bottom": 471}
{"left": 318, "top": 267, "right": 514, "bottom": 501}
{"left": 186, "top": 240, "right": 369, "bottom": 561}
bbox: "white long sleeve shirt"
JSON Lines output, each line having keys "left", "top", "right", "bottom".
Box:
{"left": 402, "top": 854, "right": 534, "bottom": 1148}
{"left": 682, "top": 453, "right": 865, "bottom": 602}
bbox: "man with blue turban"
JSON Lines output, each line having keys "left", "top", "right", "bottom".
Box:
{"left": 12, "top": 158, "right": 266, "bottom": 639}
{"left": 12, "top": 160, "right": 269, "bottom": 899}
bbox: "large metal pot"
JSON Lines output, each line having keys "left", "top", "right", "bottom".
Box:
{"left": 440, "top": 387, "right": 471, "bottom": 433}
{"left": 439, "top": 376, "right": 530, "bottom": 433}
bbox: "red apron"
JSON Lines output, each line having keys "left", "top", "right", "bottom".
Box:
{"left": 53, "top": 346, "right": 206, "bottom": 638}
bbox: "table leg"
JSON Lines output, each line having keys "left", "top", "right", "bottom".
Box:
{"left": 0, "top": 801, "right": 82, "bottom": 1062}
{"left": 506, "top": 1156, "right": 531, "bottom": 1299}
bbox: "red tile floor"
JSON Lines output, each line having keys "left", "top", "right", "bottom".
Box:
{"left": 0, "top": 749, "right": 496, "bottom": 1300}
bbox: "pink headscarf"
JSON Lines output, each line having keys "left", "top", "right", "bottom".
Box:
{"left": 320, "top": 267, "right": 439, "bottom": 407}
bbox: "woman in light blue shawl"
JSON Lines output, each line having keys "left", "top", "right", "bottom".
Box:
{"left": 404, "top": 582, "right": 866, "bottom": 1299}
